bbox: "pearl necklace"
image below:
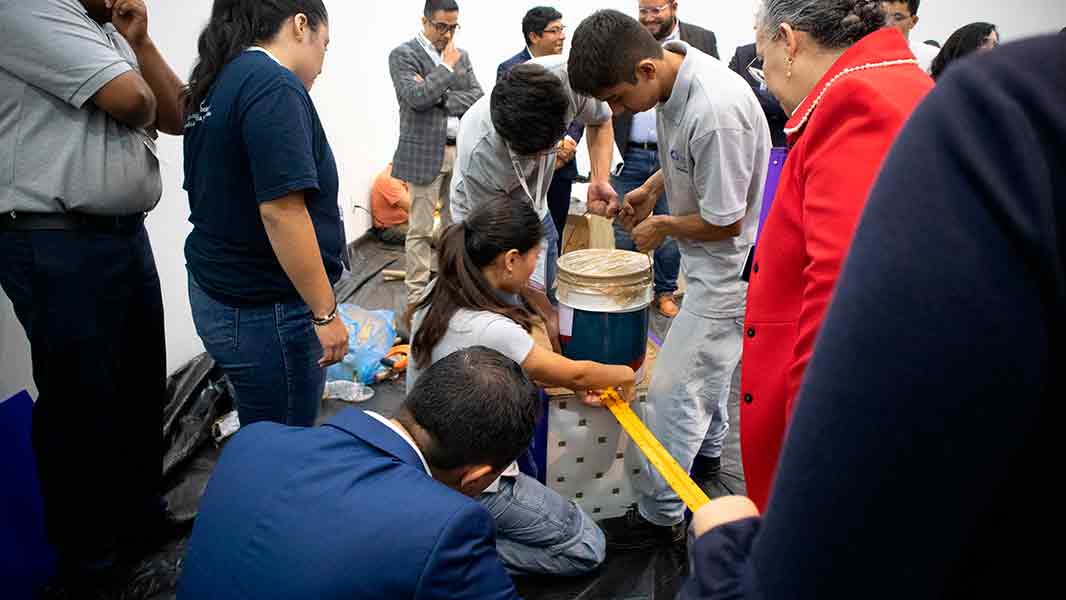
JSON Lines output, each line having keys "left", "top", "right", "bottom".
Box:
{"left": 783, "top": 59, "right": 920, "bottom": 136}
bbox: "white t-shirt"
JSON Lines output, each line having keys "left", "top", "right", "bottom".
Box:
{"left": 911, "top": 39, "right": 939, "bottom": 74}
{"left": 656, "top": 41, "right": 771, "bottom": 318}
{"left": 407, "top": 305, "right": 536, "bottom": 492}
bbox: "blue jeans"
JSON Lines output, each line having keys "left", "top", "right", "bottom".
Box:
{"left": 611, "top": 148, "right": 681, "bottom": 296}
{"left": 535, "top": 212, "right": 560, "bottom": 304}
{"left": 479, "top": 473, "right": 606, "bottom": 576}
{"left": 188, "top": 274, "right": 325, "bottom": 427}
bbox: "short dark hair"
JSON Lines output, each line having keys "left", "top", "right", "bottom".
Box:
{"left": 424, "top": 0, "right": 458, "bottom": 19}
{"left": 522, "top": 6, "right": 563, "bottom": 46}
{"left": 886, "top": 0, "right": 920, "bottom": 15}
{"left": 398, "top": 347, "right": 540, "bottom": 471}
{"left": 568, "top": 9, "right": 663, "bottom": 98}
{"left": 491, "top": 63, "right": 569, "bottom": 155}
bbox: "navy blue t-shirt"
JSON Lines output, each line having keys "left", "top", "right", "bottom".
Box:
{"left": 183, "top": 50, "right": 343, "bottom": 307}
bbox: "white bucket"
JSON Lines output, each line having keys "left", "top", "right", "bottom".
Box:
{"left": 556, "top": 249, "right": 653, "bottom": 313}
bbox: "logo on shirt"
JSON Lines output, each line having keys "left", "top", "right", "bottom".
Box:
{"left": 669, "top": 148, "right": 689, "bottom": 174}
{"left": 184, "top": 100, "right": 213, "bottom": 130}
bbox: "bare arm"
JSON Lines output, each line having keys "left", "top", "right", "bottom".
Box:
{"left": 585, "top": 122, "right": 621, "bottom": 217}
{"left": 92, "top": 71, "right": 157, "bottom": 129}
{"left": 109, "top": 0, "right": 185, "bottom": 135}
{"left": 522, "top": 345, "right": 636, "bottom": 401}
{"left": 631, "top": 214, "right": 741, "bottom": 253}
{"left": 259, "top": 193, "right": 348, "bottom": 366}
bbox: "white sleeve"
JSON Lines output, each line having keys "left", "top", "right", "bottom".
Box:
{"left": 478, "top": 318, "right": 536, "bottom": 367}
{"left": 690, "top": 129, "right": 754, "bottom": 226}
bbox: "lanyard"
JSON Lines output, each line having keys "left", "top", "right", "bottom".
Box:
{"left": 509, "top": 148, "right": 552, "bottom": 214}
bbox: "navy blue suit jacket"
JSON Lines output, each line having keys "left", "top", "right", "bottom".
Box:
{"left": 178, "top": 409, "right": 519, "bottom": 600}
{"left": 497, "top": 48, "right": 583, "bottom": 181}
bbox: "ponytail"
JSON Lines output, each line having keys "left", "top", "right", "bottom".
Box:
{"left": 407, "top": 198, "right": 544, "bottom": 369}
{"left": 184, "top": 0, "right": 328, "bottom": 116}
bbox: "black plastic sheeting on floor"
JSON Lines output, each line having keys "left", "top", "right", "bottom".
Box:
{"left": 124, "top": 234, "right": 745, "bottom": 600}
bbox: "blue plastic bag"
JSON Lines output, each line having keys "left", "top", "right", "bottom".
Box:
{"left": 326, "top": 304, "right": 397, "bottom": 385}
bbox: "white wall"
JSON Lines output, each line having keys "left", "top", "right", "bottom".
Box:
{"left": 2, "top": 0, "right": 1064, "bottom": 394}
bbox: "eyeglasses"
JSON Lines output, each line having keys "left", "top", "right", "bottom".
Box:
{"left": 428, "top": 20, "right": 460, "bottom": 35}
{"left": 747, "top": 56, "right": 766, "bottom": 86}
{"left": 541, "top": 25, "right": 567, "bottom": 35}
{"left": 638, "top": 3, "right": 672, "bottom": 17}
{"left": 885, "top": 12, "right": 913, "bottom": 25}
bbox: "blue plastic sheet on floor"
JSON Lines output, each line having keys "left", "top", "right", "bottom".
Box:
{"left": 0, "top": 391, "right": 56, "bottom": 599}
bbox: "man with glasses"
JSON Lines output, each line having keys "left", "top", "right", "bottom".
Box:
{"left": 882, "top": 0, "right": 937, "bottom": 72}
{"left": 611, "top": 1, "right": 719, "bottom": 319}
{"left": 497, "top": 6, "right": 585, "bottom": 255}
{"left": 450, "top": 57, "right": 619, "bottom": 349}
{"left": 728, "top": 44, "right": 788, "bottom": 148}
{"left": 389, "top": 0, "right": 483, "bottom": 305}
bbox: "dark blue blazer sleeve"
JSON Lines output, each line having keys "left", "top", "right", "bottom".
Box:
{"left": 416, "top": 503, "right": 521, "bottom": 600}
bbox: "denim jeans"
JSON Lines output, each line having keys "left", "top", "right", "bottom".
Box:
{"left": 633, "top": 309, "right": 743, "bottom": 526}
{"left": 533, "top": 212, "right": 560, "bottom": 304}
{"left": 188, "top": 274, "right": 325, "bottom": 427}
{"left": 0, "top": 227, "right": 165, "bottom": 566}
{"left": 479, "top": 473, "right": 606, "bottom": 576}
{"left": 611, "top": 148, "right": 681, "bottom": 296}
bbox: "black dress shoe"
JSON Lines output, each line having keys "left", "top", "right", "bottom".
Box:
{"left": 598, "top": 504, "right": 685, "bottom": 550}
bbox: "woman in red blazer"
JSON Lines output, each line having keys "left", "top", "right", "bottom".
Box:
{"left": 740, "top": 0, "right": 934, "bottom": 511}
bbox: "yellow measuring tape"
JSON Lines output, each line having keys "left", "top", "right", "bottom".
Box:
{"left": 600, "top": 389, "right": 711, "bottom": 512}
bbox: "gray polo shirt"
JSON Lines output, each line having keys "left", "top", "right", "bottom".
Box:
{"left": 0, "top": 0, "right": 161, "bottom": 216}
{"left": 657, "top": 41, "right": 771, "bottom": 318}
{"left": 450, "top": 54, "right": 611, "bottom": 224}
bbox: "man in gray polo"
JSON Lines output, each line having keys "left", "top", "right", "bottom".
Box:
{"left": 450, "top": 56, "right": 619, "bottom": 344}
{"left": 0, "top": 0, "right": 185, "bottom": 591}
{"left": 569, "top": 10, "right": 769, "bottom": 549}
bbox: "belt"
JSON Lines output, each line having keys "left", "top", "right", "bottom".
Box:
{"left": 627, "top": 141, "right": 658, "bottom": 152}
{"left": 0, "top": 211, "right": 146, "bottom": 233}
{"left": 446, "top": 138, "right": 457, "bottom": 146}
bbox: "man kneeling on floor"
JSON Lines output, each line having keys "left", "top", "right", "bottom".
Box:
{"left": 178, "top": 347, "right": 539, "bottom": 599}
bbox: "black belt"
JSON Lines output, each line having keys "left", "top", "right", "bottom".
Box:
{"left": 446, "top": 138, "right": 457, "bottom": 146}
{"left": 627, "top": 141, "right": 658, "bottom": 152}
{"left": 0, "top": 211, "right": 146, "bottom": 233}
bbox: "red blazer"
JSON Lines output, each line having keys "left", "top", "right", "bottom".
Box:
{"left": 740, "top": 29, "right": 933, "bottom": 511}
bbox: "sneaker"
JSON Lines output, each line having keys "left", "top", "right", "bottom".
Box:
{"left": 599, "top": 504, "right": 685, "bottom": 550}
{"left": 654, "top": 293, "right": 680, "bottom": 318}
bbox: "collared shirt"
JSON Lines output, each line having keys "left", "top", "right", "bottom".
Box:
{"left": 366, "top": 411, "right": 433, "bottom": 477}
{"left": 450, "top": 54, "right": 611, "bottom": 224}
{"left": 0, "top": 0, "right": 161, "bottom": 215}
{"left": 657, "top": 41, "right": 771, "bottom": 317}
{"left": 628, "top": 21, "right": 683, "bottom": 145}
{"left": 910, "top": 39, "right": 939, "bottom": 74}
{"left": 416, "top": 31, "right": 460, "bottom": 139}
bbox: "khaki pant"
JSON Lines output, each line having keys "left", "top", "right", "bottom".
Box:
{"left": 405, "top": 145, "right": 455, "bottom": 304}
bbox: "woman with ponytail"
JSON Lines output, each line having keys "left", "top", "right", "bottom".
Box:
{"left": 405, "top": 196, "right": 633, "bottom": 576}
{"left": 739, "top": 0, "right": 934, "bottom": 510}
{"left": 182, "top": 0, "right": 345, "bottom": 427}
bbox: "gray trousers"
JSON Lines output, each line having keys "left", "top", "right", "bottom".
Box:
{"left": 633, "top": 308, "right": 743, "bottom": 526}
{"left": 404, "top": 145, "right": 455, "bottom": 304}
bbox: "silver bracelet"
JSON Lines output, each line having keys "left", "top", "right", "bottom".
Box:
{"left": 311, "top": 304, "right": 338, "bottom": 327}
